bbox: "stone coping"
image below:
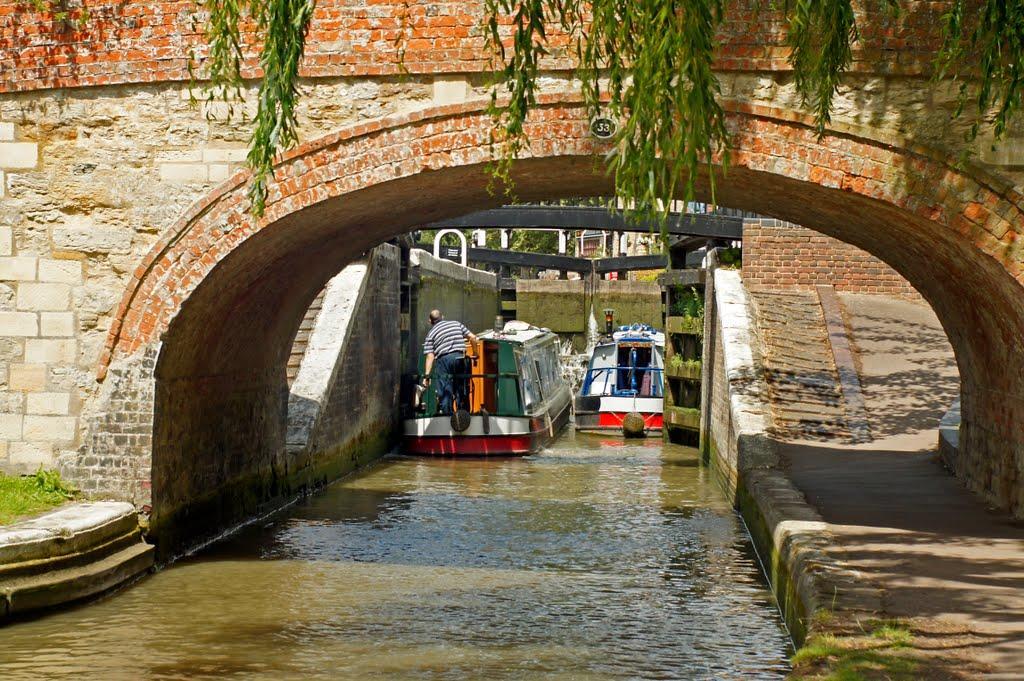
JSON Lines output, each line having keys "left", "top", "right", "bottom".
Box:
{"left": 712, "top": 267, "right": 884, "bottom": 643}
{"left": 409, "top": 248, "right": 496, "bottom": 289}
{"left": 0, "top": 501, "right": 137, "bottom": 565}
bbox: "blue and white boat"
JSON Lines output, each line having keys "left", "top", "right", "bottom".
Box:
{"left": 574, "top": 324, "right": 665, "bottom": 435}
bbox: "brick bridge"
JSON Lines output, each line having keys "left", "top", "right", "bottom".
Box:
{"left": 0, "top": 1, "right": 1022, "bottom": 544}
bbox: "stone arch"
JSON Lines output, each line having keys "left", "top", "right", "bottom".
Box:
{"left": 96, "top": 93, "right": 1024, "bottom": 541}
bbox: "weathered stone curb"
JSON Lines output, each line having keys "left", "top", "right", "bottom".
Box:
{"left": 706, "top": 267, "right": 883, "bottom": 644}
{"left": 0, "top": 501, "right": 137, "bottom": 564}
{"left": 0, "top": 501, "right": 153, "bottom": 621}
{"left": 815, "top": 284, "right": 872, "bottom": 443}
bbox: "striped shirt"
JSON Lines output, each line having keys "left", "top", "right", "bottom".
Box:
{"left": 423, "top": 320, "right": 470, "bottom": 356}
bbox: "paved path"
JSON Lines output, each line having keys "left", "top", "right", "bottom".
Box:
{"left": 764, "top": 293, "right": 1024, "bottom": 676}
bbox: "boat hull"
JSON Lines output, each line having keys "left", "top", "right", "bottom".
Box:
{"left": 403, "top": 396, "right": 571, "bottom": 456}
{"left": 574, "top": 396, "right": 664, "bottom": 435}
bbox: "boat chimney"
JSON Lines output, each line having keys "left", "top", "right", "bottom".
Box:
{"left": 603, "top": 308, "right": 615, "bottom": 334}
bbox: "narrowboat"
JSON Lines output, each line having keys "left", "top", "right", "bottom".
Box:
{"left": 402, "top": 321, "right": 572, "bottom": 455}
{"left": 574, "top": 323, "right": 665, "bottom": 435}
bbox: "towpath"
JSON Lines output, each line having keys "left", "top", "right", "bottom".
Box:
{"left": 756, "top": 291, "right": 1024, "bottom": 677}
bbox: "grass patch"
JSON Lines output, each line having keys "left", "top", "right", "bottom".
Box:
{"left": 870, "top": 622, "right": 912, "bottom": 648}
{"left": 792, "top": 620, "right": 917, "bottom": 680}
{"left": 0, "top": 469, "right": 77, "bottom": 525}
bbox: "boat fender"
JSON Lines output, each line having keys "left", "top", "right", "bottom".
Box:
{"left": 481, "top": 408, "right": 490, "bottom": 435}
{"left": 622, "top": 412, "right": 646, "bottom": 438}
{"left": 450, "top": 409, "right": 472, "bottom": 433}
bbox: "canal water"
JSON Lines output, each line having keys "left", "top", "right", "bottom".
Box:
{"left": 0, "top": 433, "right": 792, "bottom": 679}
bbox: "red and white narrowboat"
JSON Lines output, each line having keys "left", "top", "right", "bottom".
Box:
{"left": 403, "top": 321, "right": 571, "bottom": 456}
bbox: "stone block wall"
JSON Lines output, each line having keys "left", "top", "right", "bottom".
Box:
{"left": 516, "top": 279, "right": 662, "bottom": 334}
{"left": 596, "top": 280, "right": 664, "bottom": 330}
{"left": 408, "top": 249, "right": 498, "bottom": 372}
{"left": 515, "top": 280, "right": 588, "bottom": 334}
{"left": 701, "top": 266, "right": 776, "bottom": 496}
{"left": 301, "top": 245, "right": 401, "bottom": 478}
{"left": 0, "top": 122, "right": 85, "bottom": 473}
{"left": 0, "top": 77, "right": 483, "bottom": 478}
{"left": 741, "top": 220, "right": 922, "bottom": 299}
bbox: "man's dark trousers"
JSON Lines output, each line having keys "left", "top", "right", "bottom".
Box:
{"left": 435, "top": 352, "right": 465, "bottom": 416}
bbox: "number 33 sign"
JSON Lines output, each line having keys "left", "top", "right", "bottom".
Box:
{"left": 589, "top": 117, "right": 617, "bottom": 140}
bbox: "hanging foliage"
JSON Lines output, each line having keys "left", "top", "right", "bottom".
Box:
{"left": 189, "top": 0, "right": 314, "bottom": 216}
{"left": 936, "top": 0, "right": 1024, "bottom": 144}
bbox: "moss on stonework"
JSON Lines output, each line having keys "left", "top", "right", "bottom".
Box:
{"left": 701, "top": 434, "right": 810, "bottom": 644}
{"left": 734, "top": 479, "right": 810, "bottom": 645}
{"left": 148, "top": 424, "right": 395, "bottom": 559}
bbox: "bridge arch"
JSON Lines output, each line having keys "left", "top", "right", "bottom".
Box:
{"left": 95, "top": 93, "right": 1024, "bottom": 539}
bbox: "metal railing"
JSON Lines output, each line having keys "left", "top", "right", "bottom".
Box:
{"left": 582, "top": 366, "right": 664, "bottom": 397}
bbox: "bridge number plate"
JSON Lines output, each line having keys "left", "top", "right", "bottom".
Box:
{"left": 590, "top": 117, "right": 617, "bottom": 140}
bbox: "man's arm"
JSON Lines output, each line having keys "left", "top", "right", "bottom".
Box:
{"left": 423, "top": 352, "right": 436, "bottom": 385}
{"left": 422, "top": 330, "right": 436, "bottom": 385}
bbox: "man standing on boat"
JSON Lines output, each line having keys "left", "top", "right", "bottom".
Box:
{"left": 422, "top": 309, "right": 479, "bottom": 416}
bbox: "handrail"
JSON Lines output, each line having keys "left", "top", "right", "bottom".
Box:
{"left": 584, "top": 367, "right": 663, "bottom": 378}
{"left": 415, "top": 372, "right": 521, "bottom": 380}
{"left": 582, "top": 366, "right": 664, "bottom": 398}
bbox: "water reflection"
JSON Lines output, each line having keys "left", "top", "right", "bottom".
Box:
{"left": 0, "top": 432, "right": 791, "bottom": 680}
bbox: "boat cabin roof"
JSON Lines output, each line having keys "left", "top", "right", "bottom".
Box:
{"left": 477, "top": 321, "right": 556, "bottom": 346}
{"left": 610, "top": 324, "right": 665, "bottom": 347}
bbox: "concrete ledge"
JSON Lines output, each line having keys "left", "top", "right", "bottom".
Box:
{"left": 287, "top": 261, "right": 369, "bottom": 454}
{"left": 0, "top": 501, "right": 153, "bottom": 620}
{"left": 0, "top": 501, "right": 138, "bottom": 565}
{"left": 714, "top": 269, "right": 775, "bottom": 468}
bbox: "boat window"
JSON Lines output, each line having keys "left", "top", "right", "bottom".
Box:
{"left": 534, "top": 359, "right": 546, "bottom": 399}
{"left": 536, "top": 343, "right": 560, "bottom": 395}
{"left": 518, "top": 350, "right": 542, "bottom": 411}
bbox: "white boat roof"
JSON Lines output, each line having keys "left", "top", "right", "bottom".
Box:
{"left": 477, "top": 320, "right": 554, "bottom": 345}
{"left": 611, "top": 324, "right": 665, "bottom": 346}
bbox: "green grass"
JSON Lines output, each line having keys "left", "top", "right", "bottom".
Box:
{"left": 791, "top": 620, "right": 917, "bottom": 680}
{"left": 0, "top": 469, "right": 77, "bottom": 525}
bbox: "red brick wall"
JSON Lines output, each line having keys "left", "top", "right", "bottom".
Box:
{"left": 0, "top": 0, "right": 950, "bottom": 93}
{"left": 741, "top": 220, "right": 922, "bottom": 299}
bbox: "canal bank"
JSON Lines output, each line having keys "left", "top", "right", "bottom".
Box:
{"left": 703, "top": 262, "right": 1024, "bottom": 677}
